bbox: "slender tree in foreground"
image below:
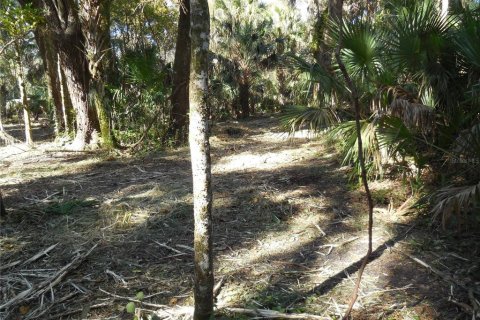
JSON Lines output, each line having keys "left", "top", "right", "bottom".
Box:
{"left": 189, "top": 0, "right": 214, "bottom": 319}
{"left": 333, "top": 16, "right": 374, "bottom": 320}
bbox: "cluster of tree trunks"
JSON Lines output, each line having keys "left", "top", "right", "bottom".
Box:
{"left": 19, "top": 0, "right": 114, "bottom": 150}
{"left": 14, "top": 0, "right": 198, "bottom": 149}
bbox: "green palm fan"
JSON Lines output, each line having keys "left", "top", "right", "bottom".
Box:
{"left": 454, "top": 8, "right": 480, "bottom": 71}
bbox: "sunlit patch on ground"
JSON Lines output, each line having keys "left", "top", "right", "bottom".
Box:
{"left": 0, "top": 118, "right": 477, "bottom": 320}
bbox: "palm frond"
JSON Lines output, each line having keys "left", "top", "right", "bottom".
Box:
{"left": 280, "top": 105, "right": 337, "bottom": 134}
{"left": 329, "top": 119, "right": 384, "bottom": 179}
{"left": 386, "top": 0, "right": 456, "bottom": 80}
{"left": 339, "top": 21, "right": 383, "bottom": 81}
{"left": 389, "top": 99, "right": 435, "bottom": 133}
{"left": 123, "top": 48, "right": 163, "bottom": 89}
{"left": 283, "top": 53, "right": 337, "bottom": 93}
{"left": 451, "top": 123, "right": 480, "bottom": 162}
{"left": 454, "top": 9, "right": 480, "bottom": 71}
{"left": 431, "top": 181, "right": 480, "bottom": 229}
{"left": 377, "top": 115, "right": 417, "bottom": 158}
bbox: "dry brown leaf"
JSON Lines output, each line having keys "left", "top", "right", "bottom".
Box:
{"left": 19, "top": 305, "right": 30, "bottom": 315}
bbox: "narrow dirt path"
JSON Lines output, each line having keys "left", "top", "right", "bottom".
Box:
{"left": 0, "top": 117, "right": 477, "bottom": 319}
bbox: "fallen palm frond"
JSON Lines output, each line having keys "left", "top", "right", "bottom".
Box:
{"left": 430, "top": 123, "right": 480, "bottom": 228}
{"left": 0, "top": 243, "right": 98, "bottom": 315}
{"left": 389, "top": 99, "right": 435, "bottom": 134}
{"left": 431, "top": 181, "right": 480, "bottom": 229}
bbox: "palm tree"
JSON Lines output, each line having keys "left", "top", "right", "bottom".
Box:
{"left": 211, "top": 0, "right": 274, "bottom": 118}
{"left": 283, "top": 0, "right": 480, "bottom": 227}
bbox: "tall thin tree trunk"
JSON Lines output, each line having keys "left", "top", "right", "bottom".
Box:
{"left": 239, "top": 77, "right": 250, "bottom": 119}
{"left": 16, "top": 55, "right": 33, "bottom": 146}
{"left": 0, "top": 84, "right": 6, "bottom": 132}
{"left": 189, "top": 0, "right": 214, "bottom": 319}
{"left": 276, "top": 39, "right": 288, "bottom": 108}
{"left": 322, "top": 0, "right": 343, "bottom": 68}
{"left": 168, "top": 0, "right": 191, "bottom": 144}
{"left": 333, "top": 6, "right": 373, "bottom": 319}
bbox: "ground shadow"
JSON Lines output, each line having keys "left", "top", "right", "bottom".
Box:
{"left": 1, "top": 117, "right": 478, "bottom": 320}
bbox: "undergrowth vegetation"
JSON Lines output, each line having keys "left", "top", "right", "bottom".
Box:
{"left": 281, "top": 1, "right": 480, "bottom": 229}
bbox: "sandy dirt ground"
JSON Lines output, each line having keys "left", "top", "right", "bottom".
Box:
{"left": 0, "top": 117, "right": 478, "bottom": 319}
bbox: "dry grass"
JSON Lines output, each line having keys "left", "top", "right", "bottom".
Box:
{"left": 0, "top": 117, "right": 478, "bottom": 320}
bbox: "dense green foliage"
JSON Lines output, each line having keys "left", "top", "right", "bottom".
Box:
{"left": 284, "top": 1, "right": 480, "bottom": 227}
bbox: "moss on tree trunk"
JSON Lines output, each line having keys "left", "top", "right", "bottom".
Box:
{"left": 80, "top": 0, "right": 115, "bottom": 148}
{"left": 35, "top": 30, "right": 65, "bottom": 136}
{"left": 189, "top": 0, "right": 214, "bottom": 319}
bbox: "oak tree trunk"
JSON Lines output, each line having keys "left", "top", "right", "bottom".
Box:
{"left": 35, "top": 30, "right": 64, "bottom": 136}
{"left": 58, "top": 54, "right": 74, "bottom": 134}
{"left": 168, "top": 0, "right": 191, "bottom": 144}
{"left": 80, "top": 0, "right": 115, "bottom": 148}
{"left": 189, "top": 0, "right": 214, "bottom": 319}
{"left": 22, "top": 0, "right": 101, "bottom": 149}
{"left": 60, "top": 47, "right": 100, "bottom": 149}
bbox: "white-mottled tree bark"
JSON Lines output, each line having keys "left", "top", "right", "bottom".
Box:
{"left": 189, "top": 0, "right": 214, "bottom": 319}
{"left": 16, "top": 58, "right": 33, "bottom": 146}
